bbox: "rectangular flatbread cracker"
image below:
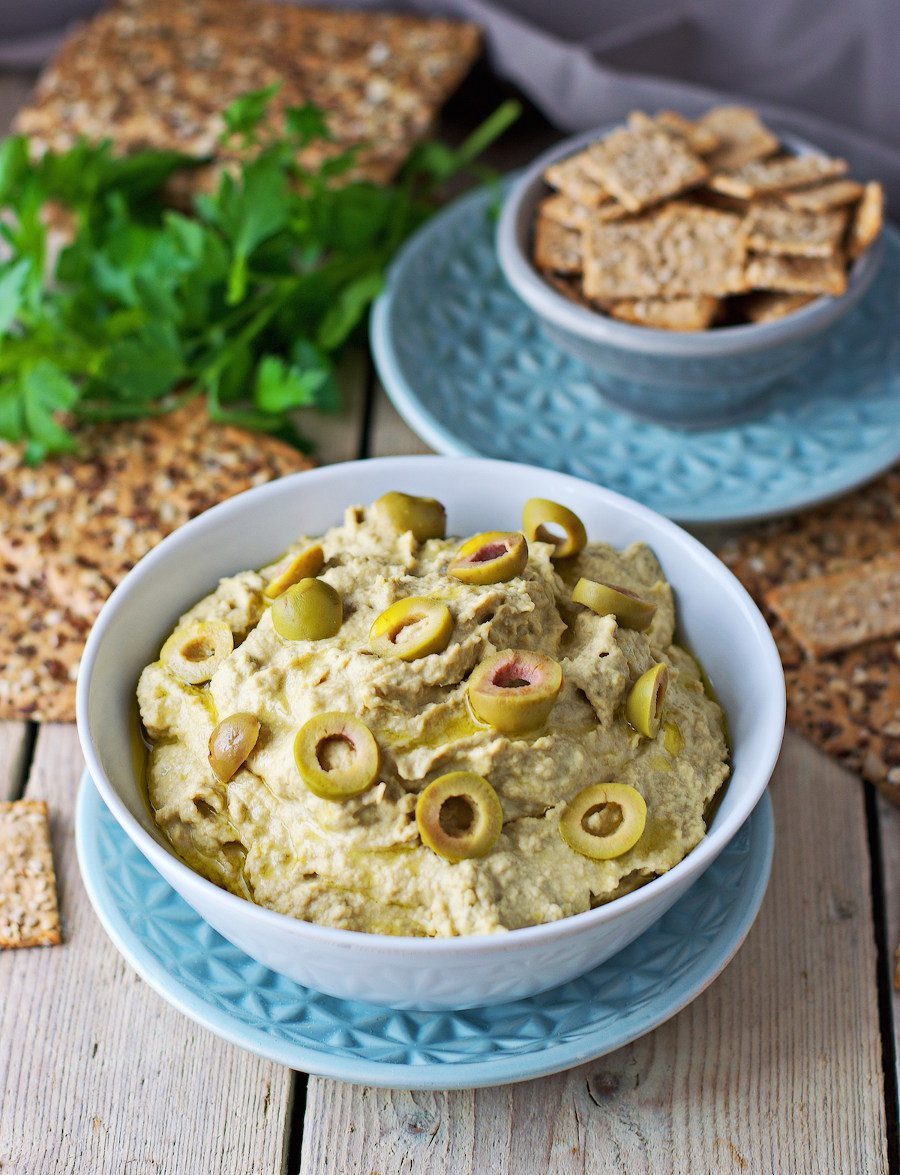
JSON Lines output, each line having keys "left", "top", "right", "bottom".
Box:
{"left": 709, "top": 153, "right": 848, "bottom": 199}
{"left": 699, "top": 106, "right": 780, "bottom": 172}
{"left": 539, "top": 193, "right": 628, "bottom": 230}
{"left": 608, "top": 295, "right": 720, "bottom": 331}
{"left": 629, "top": 110, "right": 719, "bottom": 155}
{"left": 745, "top": 252, "right": 847, "bottom": 295}
{"left": 0, "top": 800, "right": 61, "bottom": 949}
{"left": 583, "top": 204, "right": 746, "bottom": 299}
{"left": 784, "top": 180, "right": 865, "bottom": 211}
{"left": 533, "top": 217, "right": 583, "bottom": 274}
{"left": 744, "top": 204, "right": 848, "bottom": 258}
{"left": 581, "top": 123, "right": 708, "bottom": 212}
{"left": 543, "top": 153, "right": 612, "bottom": 208}
{"left": 847, "top": 181, "right": 885, "bottom": 259}
{"left": 739, "top": 291, "right": 817, "bottom": 323}
{"left": 765, "top": 553, "right": 900, "bottom": 659}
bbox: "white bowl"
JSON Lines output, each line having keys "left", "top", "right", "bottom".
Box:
{"left": 77, "top": 456, "right": 785, "bottom": 1009}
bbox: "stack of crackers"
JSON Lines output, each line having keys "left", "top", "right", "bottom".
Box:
{"left": 14, "top": 0, "right": 481, "bottom": 188}
{"left": 718, "top": 470, "right": 900, "bottom": 804}
{"left": 534, "top": 106, "right": 884, "bottom": 331}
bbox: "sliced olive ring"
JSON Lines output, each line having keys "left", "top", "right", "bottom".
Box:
{"left": 467, "top": 650, "right": 563, "bottom": 734}
{"left": 271, "top": 578, "right": 342, "bottom": 641}
{"left": 522, "top": 498, "right": 587, "bottom": 560}
{"left": 572, "top": 578, "right": 657, "bottom": 632}
{"left": 369, "top": 597, "right": 453, "bottom": 661}
{"left": 264, "top": 544, "right": 325, "bottom": 600}
{"left": 294, "top": 713, "right": 380, "bottom": 800}
{"left": 416, "top": 771, "right": 503, "bottom": 862}
{"left": 371, "top": 491, "right": 447, "bottom": 542}
{"left": 560, "top": 782, "right": 647, "bottom": 860}
{"left": 448, "top": 531, "right": 528, "bottom": 585}
{"left": 209, "top": 712, "right": 261, "bottom": 782}
{"left": 662, "top": 720, "right": 684, "bottom": 756}
{"left": 625, "top": 663, "right": 669, "bottom": 738}
{"left": 161, "top": 619, "right": 234, "bottom": 685}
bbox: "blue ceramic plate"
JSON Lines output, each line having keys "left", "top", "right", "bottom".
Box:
{"left": 371, "top": 182, "right": 900, "bottom": 525}
{"left": 76, "top": 775, "right": 773, "bottom": 1089}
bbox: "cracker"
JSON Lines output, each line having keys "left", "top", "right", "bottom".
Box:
{"left": 539, "top": 193, "right": 629, "bottom": 229}
{"left": 765, "top": 554, "right": 900, "bottom": 659}
{"left": 544, "top": 272, "right": 593, "bottom": 308}
{"left": 739, "top": 291, "right": 817, "bottom": 323}
{"left": 608, "top": 295, "right": 720, "bottom": 331}
{"left": 533, "top": 217, "right": 583, "bottom": 274}
{"left": 783, "top": 180, "right": 865, "bottom": 211}
{"left": 745, "top": 252, "right": 847, "bottom": 295}
{"left": 651, "top": 110, "right": 720, "bottom": 155}
{"left": 543, "top": 153, "right": 612, "bottom": 208}
{"left": 744, "top": 204, "right": 847, "bottom": 258}
{"left": 14, "top": 0, "right": 481, "bottom": 188}
{"left": 717, "top": 469, "right": 900, "bottom": 800}
{"left": 847, "top": 181, "right": 885, "bottom": 259}
{"left": 583, "top": 204, "right": 746, "bottom": 300}
{"left": 0, "top": 406, "right": 312, "bottom": 722}
{"left": 0, "top": 800, "right": 61, "bottom": 949}
{"left": 699, "top": 106, "right": 780, "bottom": 172}
{"left": 581, "top": 123, "right": 708, "bottom": 212}
{"left": 709, "top": 153, "right": 848, "bottom": 199}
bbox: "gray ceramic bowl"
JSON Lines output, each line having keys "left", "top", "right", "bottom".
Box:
{"left": 496, "top": 126, "right": 883, "bottom": 428}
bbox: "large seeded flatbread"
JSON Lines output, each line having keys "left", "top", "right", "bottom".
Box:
{"left": 718, "top": 469, "right": 900, "bottom": 803}
{"left": 14, "top": 0, "right": 481, "bottom": 188}
{"left": 0, "top": 407, "right": 312, "bottom": 721}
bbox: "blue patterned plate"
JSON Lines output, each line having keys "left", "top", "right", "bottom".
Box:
{"left": 371, "top": 182, "right": 900, "bottom": 525}
{"left": 76, "top": 775, "right": 773, "bottom": 1089}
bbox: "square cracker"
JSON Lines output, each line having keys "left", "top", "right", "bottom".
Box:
{"left": 784, "top": 180, "right": 865, "bottom": 211}
{"left": 699, "top": 106, "right": 780, "bottom": 172}
{"left": 764, "top": 553, "right": 900, "bottom": 659}
{"left": 739, "top": 291, "right": 817, "bottom": 323}
{"left": 543, "top": 153, "right": 612, "bottom": 208}
{"left": 583, "top": 204, "right": 746, "bottom": 300}
{"left": 0, "top": 800, "right": 61, "bottom": 949}
{"left": 581, "top": 123, "right": 708, "bottom": 212}
{"left": 538, "top": 193, "right": 628, "bottom": 230}
{"left": 744, "top": 204, "right": 847, "bottom": 258}
{"left": 608, "top": 295, "right": 720, "bottom": 331}
{"left": 745, "top": 252, "right": 847, "bottom": 295}
{"left": 709, "top": 153, "right": 848, "bottom": 199}
{"left": 847, "top": 181, "right": 885, "bottom": 259}
{"left": 533, "top": 217, "right": 583, "bottom": 273}
{"left": 629, "top": 110, "right": 719, "bottom": 156}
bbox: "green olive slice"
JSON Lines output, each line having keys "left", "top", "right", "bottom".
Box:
{"left": 371, "top": 491, "right": 447, "bottom": 542}
{"left": 264, "top": 544, "right": 325, "bottom": 600}
{"left": 271, "top": 578, "right": 342, "bottom": 641}
{"left": 662, "top": 720, "right": 684, "bottom": 756}
{"left": 369, "top": 596, "right": 453, "bottom": 661}
{"left": 571, "top": 578, "right": 657, "bottom": 631}
{"left": 467, "top": 650, "right": 563, "bottom": 734}
{"left": 294, "top": 713, "right": 380, "bottom": 800}
{"left": 625, "top": 663, "right": 669, "bottom": 738}
{"left": 522, "top": 498, "right": 587, "bottom": 559}
{"left": 209, "top": 712, "right": 261, "bottom": 782}
{"left": 416, "top": 771, "right": 503, "bottom": 862}
{"left": 161, "top": 619, "right": 234, "bottom": 684}
{"left": 559, "top": 782, "right": 647, "bottom": 860}
{"left": 448, "top": 531, "right": 528, "bottom": 585}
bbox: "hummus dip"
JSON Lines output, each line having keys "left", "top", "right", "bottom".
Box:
{"left": 137, "top": 496, "right": 729, "bottom": 936}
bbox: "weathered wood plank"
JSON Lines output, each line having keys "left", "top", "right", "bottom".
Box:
{"left": 368, "top": 381, "right": 434, "bottom": 458}
{"left": 0, "top": 722, "right": 30, "bottom": 802}
{"left": 876, "top": 793, "right": 900, "bottom": 1116}
{"left": 300, "top": 732, "right": 888, "bottom": 1175}
{"left": 0, "top": 725, "right": 294, "bottom": 1175}
{"left": 302, "top": 348, "right": 370, "bottom": 466}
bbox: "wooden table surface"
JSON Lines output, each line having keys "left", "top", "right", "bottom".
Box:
{"left": 0, "top": 67, "right": 898, "bottom": 1175}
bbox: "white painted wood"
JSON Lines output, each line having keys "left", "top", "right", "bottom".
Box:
{"left": 876, "top": 793, "right": 900, "bottom": 1115}
{"left": 0, "top": 722, "right": 29, "bottom": 802}
{"left": 0, "top": 725, "right": 294, "bottom": 1175}
{"left": 300, "top": 732, "right": 889, "bottom": 1175}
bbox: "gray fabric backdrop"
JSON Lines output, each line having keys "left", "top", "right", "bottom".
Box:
{"left": 2, "top": 0, "right": 898, "bottom": 204}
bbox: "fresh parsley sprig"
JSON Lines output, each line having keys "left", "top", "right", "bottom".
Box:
{"left": 0, "top": 89, "right": 519, "bottom": 462}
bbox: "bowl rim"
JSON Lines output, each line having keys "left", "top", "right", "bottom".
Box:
{"left": 76, "top": 454, "right": 786, "bottom": 956}
{"left": 496, "top": 123, "right": 883, "bottom": 357}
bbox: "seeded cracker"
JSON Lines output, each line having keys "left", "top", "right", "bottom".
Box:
{"left": 745, "top": 253, "right": 847, "bottom": 296}
{"left": 608, "top": 296, "right": 720, "bottom": 331}
{"left": 739, "top": 291, "right": 817, "bottom": 323}
{"left": 581, "top": 124, "right": 708, "bottom": 213}
{"left": 583, "top": 204, "right": 746, "bottom": 300}
{"left": 765, "top": 554, "right": 900, "bottom": 660}
{"left": 709, "top": 153, "right": 848, "bottom": 199}
{"left": 533, "top": 217, "right": 583, "bottom": 274}
{"left": 744, "top": 204, "right": 848, "bottom": 258}
{"left": 0, "top": 800, "right": 61, "bottom": 949}
{"left": 699, "top": 106, "right": 780, "bottom": 172}
{"left": 847, "top": 182, "right": 885, "bottom": 259}
{"left": 650, "top": 111, "right": 720, "bottom": 155}
{"left": 784, "top": 180, "right": 865, "bottom": 211}
{"left": 543, "top": 153, "right": 612, "bottom": 208}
